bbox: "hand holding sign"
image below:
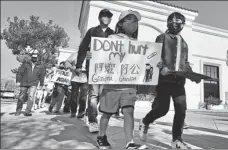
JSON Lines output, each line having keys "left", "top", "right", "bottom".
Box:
{"left": 86, "top": 51, "right": 92, "bottom": 60}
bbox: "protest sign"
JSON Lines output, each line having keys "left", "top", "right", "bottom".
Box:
{"left": 88, "top": 37, "right": 162, "bottom": 85}
{"left": 51, "top": 69, "right": 72, "bottom": 85}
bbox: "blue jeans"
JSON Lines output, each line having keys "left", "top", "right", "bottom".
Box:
{"left": 87, "top": 84, "right": 103, "bottom": 123}
{"left": 16, "top": 86, "right": 37, "bottom": 113}
{"left": 70, "top": 82, "right": 88, "bottom": 114}
{"left": 50, "top": 84, "right": 66, "bottom": 111}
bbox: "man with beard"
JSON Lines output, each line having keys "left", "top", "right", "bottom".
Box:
{"left": 15, "top": 47, "right": 45, "bottom": 116}
{"left": 138, "top": 12, "right": 201, "bottom": 149}
{"left": 75, "top": 9, "right": 114, "bottom": 133}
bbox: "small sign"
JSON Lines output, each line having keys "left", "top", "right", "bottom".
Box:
{"left": 51, "top": 69, "right": 72, "bottom": 85}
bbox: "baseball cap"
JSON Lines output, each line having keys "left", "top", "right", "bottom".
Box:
{"left": 118, "top": 10, "right": 141, "bottom": 22}
{"left": 99, "top": 9, "right": 113, "bottom": 18}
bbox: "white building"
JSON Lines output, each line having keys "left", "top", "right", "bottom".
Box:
{"left": 60, "top": 1, "right": 228, "bottom": 109}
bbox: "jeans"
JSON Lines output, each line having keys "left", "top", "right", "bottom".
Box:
{"left": 36, "top": 90, "right": 47, "bottom": 107}
{"left": 143, "top": 82, "right": 187, "bottom": 141}
{"left": 16, "top": 86, "right": 37, "bottom": 113}
{"left": 50, "top": 85, "right": 66, "bottom": 111}
{"left": 70, "top": 82, "right": 88, "bottom": 114}
{"left": 87, "top": 84, "right": 103, "bottom": 123}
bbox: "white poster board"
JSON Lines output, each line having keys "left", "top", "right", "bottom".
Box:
{"left": 89, "top": 37, "right": 162, "bottom": 85}
{"left": 51, "top": 69, "right": 72, "bottom": 85}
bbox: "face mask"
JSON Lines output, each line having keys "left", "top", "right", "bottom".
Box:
{"left": 167, "top": 17, "right": 184, "bottom": 35}
{"left": 122, "top": 15, "right": 138, "bottom": 35}
{"left": 99, "top": 16, "right": 111, "bottom": 25}
{"left": 31, "top": 57, "right": 37, "bottom": 63}
{"left": 146, "top": 66, "right": 150, "bottom": 70}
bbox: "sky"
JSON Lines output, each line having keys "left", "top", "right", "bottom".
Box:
{"left": 1, "top": 1, "right": 228, "bottom": 79}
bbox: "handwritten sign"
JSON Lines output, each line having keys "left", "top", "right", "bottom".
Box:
{"left": 51, "top": 69, "right": 72, "bottom": 85}
{"left": 88, "top": 37, "right": 162, "bottom": 85}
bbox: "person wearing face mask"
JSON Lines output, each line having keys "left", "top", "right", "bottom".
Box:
{"left": 86, "top": 10, "right": 154, "bottom": 149}
{"left": 48, "top": 61, "right": 69, "bottom": 114}
{"left": 139, "top": 12, "right": 201, "bottom": 149}
{"left": 75, "top": 9, "right": 114, "bottom": 133}
{"left": 15, "top": 47, "right": 45, "bottom": 116}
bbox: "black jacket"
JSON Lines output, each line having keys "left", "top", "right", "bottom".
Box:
{"left": 16, "top": 62, "right": 45, "bottom": 87}
{"left": 76, "top": 25, "right": 114, "bottom": 71}
{"left": 155, "top": 32, "right": 192, "bottom": 84}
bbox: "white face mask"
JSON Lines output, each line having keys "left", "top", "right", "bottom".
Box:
{"left": 146, "top": 66, "right": 150, "bottom": 70}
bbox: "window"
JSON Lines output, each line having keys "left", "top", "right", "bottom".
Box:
{"left": 203, "top": 65, "right": 220, "bottom": 100}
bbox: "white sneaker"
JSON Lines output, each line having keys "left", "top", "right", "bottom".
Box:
{"left": 139, "top": 119, "right": 149, "bottom": 142}
{"left": 88, "top": 122, "right": 99, "bottom": 133}
{"left": 171, "top": 139, "right": 191, "bottom": 149}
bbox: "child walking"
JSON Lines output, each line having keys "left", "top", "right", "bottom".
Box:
{"left": 87, "top": 10, "right": 147, "bottom": 149}
{"left": 138, "top": 12, "right": 201, "bottom": 149}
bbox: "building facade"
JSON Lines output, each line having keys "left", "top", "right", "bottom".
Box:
{"left": 60, "top": 1, "right": 228, "bottom": 109}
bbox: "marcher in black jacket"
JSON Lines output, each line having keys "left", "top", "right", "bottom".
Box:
{"left": 15, "top": 50, "right": 45, "bottom": 116}
{"left": 139, "top": 12, "right": 201, "bottom": 149}
{"left": 74, "top": 9, "right": 114, "bottom": 133}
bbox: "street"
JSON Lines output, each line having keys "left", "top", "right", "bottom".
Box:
{"left": 1, "top": 99, "right": 228, "bottom": 149}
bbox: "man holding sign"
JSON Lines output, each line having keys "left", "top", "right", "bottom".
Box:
{"left": 138, "top": 12, "right": 201, "bottom": 149}
{"left": 75, "top": 9, "right": 114, "bottom": 133}
{"left": 49, "top": 61, "right": 71, "bottom": 114}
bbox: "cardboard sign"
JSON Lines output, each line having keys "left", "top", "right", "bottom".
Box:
{"left": 88, "top": 37, "right": 162, "bottom": 85}
{"left": 51, "top": 69, "right": 72, "bottom": 85}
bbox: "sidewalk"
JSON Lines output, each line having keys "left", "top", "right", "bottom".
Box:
{"left": 1, "top": 101, "right": 228, "bottom": 149}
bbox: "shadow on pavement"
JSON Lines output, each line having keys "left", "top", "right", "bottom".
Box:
{"left": 155, "top": 121, "right": 228, "bottom": 135}
{"left": 162, "top": 129, "right": 228, "bottom": 149}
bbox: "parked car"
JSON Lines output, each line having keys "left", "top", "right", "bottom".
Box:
{"left": 0, "top": 90, "right": 15, "bottom": 99}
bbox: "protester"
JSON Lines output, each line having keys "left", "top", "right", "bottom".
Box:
{"left": 86, "top": 10, "right": 149, "bottom": 149}
{"left": 15, "top": 47, "right": 45, "bottom": 116}
{"left": 138, "top": 12, "right": 201, "bottom": 149}
{"left": 75, "top": 9, "right": 114, "bottom": 133}
{"left": 65, "top": 52, "right": 88, "bottom": 118}
{"left": 48, "top": 61, "right": 69, "bottom": 114}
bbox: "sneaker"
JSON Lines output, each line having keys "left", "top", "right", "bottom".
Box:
{"left": 15, "top": 109, "right": 21, "bottom": 116}
{"left": 126, "top": 143, "right": 148, "bottom": 149}
{"left": 171, "top": 139, "right": 191, "bottom": 149}
{"left": 183, "top": 122, "right": 190, "bottom": 129}
{"left": 70, "top": 113, "right": 76, "bottom": 118}
{"left": 97, "top": 135, "right": 111, "bottom": 149}
{"left": 24, "top": 112, "right": 32, "bottom": 116}
{"left": 89, "top": 122, "right": 99, "bottom": 133}
{"left": 139, "top": 119, "right": 149, "bottom": 142}
{"left": 49, "top": 106, "right": 53, "bottom": 113}
{"left": 77, "top": 112, "right": 85, "bottom": 118}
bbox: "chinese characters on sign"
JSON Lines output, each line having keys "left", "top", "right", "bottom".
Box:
{"left": 51, "top": 69, "right": 72, "bottom": 85}
{"left": 89, "top": 37, "right": 162, "bottom": 85}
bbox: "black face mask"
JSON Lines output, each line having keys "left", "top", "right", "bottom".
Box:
{"left": 167, "top": 22, "right": 183, "bottom": 35}
{"left": 31, "top": 57, "right": 37, "bottom": 63}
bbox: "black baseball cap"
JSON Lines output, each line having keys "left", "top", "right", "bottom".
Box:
{"left": 99, "top": 9, "right": 113, "bottom": 18}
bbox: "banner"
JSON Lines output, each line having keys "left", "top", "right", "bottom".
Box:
{"left": 89, "top": 37, "right": 162, "bottom": 85}
{"left": 51, "top": 69, "right": 72, "bottom": 85}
